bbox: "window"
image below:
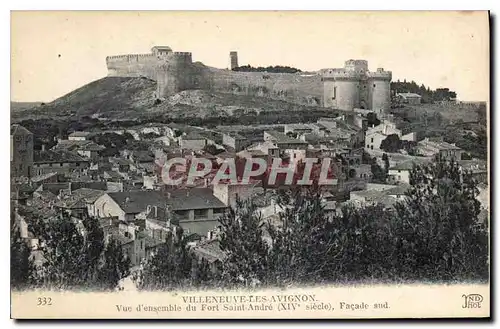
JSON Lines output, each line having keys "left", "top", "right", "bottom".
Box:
{"left": 373, "top": 84, "right": 376, "bottom": 88}
{"left": 371, "top": 138, "right": 374, "bottom": 143}
{"left": 60, "top": 163, "right": 63, "bottom": 167}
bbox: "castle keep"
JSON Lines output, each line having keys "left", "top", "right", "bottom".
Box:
{"left": 322, "top": 60, "right": 392, "bottom": 114}
{"left": 106, "top": 46, "right": 198, "bottom": 99}
{"left": 106, "top": 46, "right": 392, "bottom": 113}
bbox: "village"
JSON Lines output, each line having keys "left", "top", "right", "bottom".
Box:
{"left": 10, "top": 95, "right": 489, "bottom": 279}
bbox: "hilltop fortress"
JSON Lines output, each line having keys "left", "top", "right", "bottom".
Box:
{"left": 106, "top": 46, "right": 392, "bottom": 113}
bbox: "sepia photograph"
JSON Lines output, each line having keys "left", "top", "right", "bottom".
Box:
{"left": 9, "top": 10, "right": 490, "bottom": 319}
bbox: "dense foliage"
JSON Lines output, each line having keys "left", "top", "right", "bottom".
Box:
{"left": 12, "top": 159, "right": 488, "bottom": 291}
{"left": 391, "top": 80, "right": 457, "bottom": 103}
{"left": 11, "top": 214, "right": 130, "bottom": 291}
{"left": 11, "top": 222, "right": 35, "bottom": 290}
{"left": 141, "top": 159, "right": 487, "bottom": 289}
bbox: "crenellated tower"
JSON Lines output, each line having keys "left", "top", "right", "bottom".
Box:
{"left": 322, "top": 59, "right": 392, "bottom": 114}
{"left": 106, "top": 46, "right": 196, "bottom": 98}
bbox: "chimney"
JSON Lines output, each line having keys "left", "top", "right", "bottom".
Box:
{"left": 154, "top": 206, "right": 158, "bottom": 218}
{"left": 186, "top": 190, "right": 190, "bottom": 197}
{"left": 41, "top": 144, "right": 46, "bottom": 152}
{"left": 166, "top": 192, "right": 171, "bottom": 199}
{"left": 125, "top": 196, "right": 130, "bottom": 203}
{"left": 68, "top": 182, "right": 73, "bottom": 195}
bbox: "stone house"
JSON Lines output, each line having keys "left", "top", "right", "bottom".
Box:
{"left": 32, "top": 150, "right": 89, "bottom": 177}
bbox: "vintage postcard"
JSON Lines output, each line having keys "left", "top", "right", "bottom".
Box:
{"left": 10, "top": 10, "right": 490, "bottom": 319}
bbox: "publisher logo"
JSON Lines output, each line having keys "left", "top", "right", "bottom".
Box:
{"left": 462, "top": 294, "right": 483, "bottom": 309}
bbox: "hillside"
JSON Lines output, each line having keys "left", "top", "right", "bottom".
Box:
{"left": 11, "top": 77, "right": 157, "bottom": 120}
{"left": 11, "top": 102, "right": 43, "bottom": 113}
{"left": 11, "top": 76, "right": 330, "bottom": 123}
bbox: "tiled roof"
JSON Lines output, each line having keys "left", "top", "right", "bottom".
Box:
{"left": 10, "top": 124, "right": 32, "bottom": 136}
{"left": 167, "top": 188, "right": 228, "bottom": 211}
{"left": 68, "top": 131, "right": 92, "bottom": 137}
{"left": 104, "top": 171, "right": 124, "bottom": 180}
{"left": 398, "top": 93, "right": 422, "bottom": 98}
{"left": 31, "top": 172, "right": 60, "bottom": 183}
{"left": 224, "top": 132, "right": 246, "bottom": 139}
{"left": 265, "top": 130, "right": 308, "bottom": 145}
{"left": 182, "top": 132, "right": 206, "bottom": 140}
{"left": 109, "top": 229, "right": 134, "bottom": 246}
{"left": 107, "top": 191, "right": 166, "bottom": 214}
{"left": 389, "top": 158, "right": 430, "bottom": 171}
{"left": 179, "top": 220, "right": 220, "bottom": 236}
{"left": 34, "top": 150, "right": 88, "bottom": 163}
{"left": 107, "top": 188, "right": 228, "bottom": 215}
{"left": 418, "top": 139, "right": 462, "bottom": 151}
{"left": 53, "top": 140, "right": 103, "bottom": 152}
{"left": 192, "top": 239, "right": 226, "bottom": 263}
{"left": 33, "top": 190, "right": 57, "bottom": 202}
{"left": 38, "top": 181, "right": 107, "bottom": 195}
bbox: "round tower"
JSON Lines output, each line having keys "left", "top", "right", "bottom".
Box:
{"left": 344, "top": 59, "right": 368, "bottom": 73}
{"left": 367, "top": 68, "right": 392, "bottom": 115}
{"left": 322, "top": 69, "right": 360, "bottom": 110}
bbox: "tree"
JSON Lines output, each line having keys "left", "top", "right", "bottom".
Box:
{"left": 266, "top": 188, "right": 337, "bottom": 287}
{"left": 28, "top": 215, "right": 130, "bottom": 291}
{"left": 382, "top": 153, "right": 390, "bottom": 173}
{"left": 218, "top": 198, "right": 271, "bottom": 288}
{"left": 366, "top": 112, "right": 381, "bottom": 127}
{"left": 203, "top": 144, "right": 224, "bottom": 156}
{"left": 11, "top": 225, "right": 35, "bottom": 290}
{"left": 371, "top": 163, "right": 387, "bottom": 183}
{"left": 380, "top": 134, "right": 401, "bottom": 153}
{"left": 391, "top": 159, "right": 489, "bottom": 282}
{"left": 327, "top": 203, "right": 393, "bottom": 282}
{"left": 96, "top": 239, "right": 131, "bottom": 291}
{"left": 136, "top": 229, "right": 199, "bottom": 291}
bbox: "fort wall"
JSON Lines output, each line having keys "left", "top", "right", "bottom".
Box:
{"left": 106, "top": 54, "right": 158, "bottom": 80}
{"left": 105, "top": 48, "right": 390, "bottom": 110}
{"left": 205, "top": 69, "right": 323, "bottom": 105}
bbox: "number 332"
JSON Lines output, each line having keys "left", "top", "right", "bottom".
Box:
{"left": 37, "top": 297, "right": 52, "bottom": 306}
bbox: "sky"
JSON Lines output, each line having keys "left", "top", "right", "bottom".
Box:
{"left": 11, "top": 11, "right": 489, "bottom": 102}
